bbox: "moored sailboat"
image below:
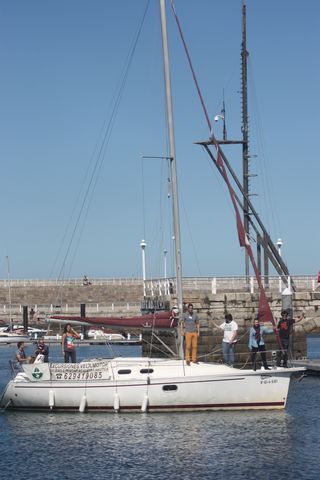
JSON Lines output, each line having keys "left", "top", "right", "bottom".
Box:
{"left": 0, "top": 0, "right": 304, "bottom": 413}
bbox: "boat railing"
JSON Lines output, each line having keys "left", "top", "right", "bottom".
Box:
{"left": 0, "top": 302, "right": 142, "bottom": 317}
{"left": 0, "top": 277, "right": 144, "bottom": 287}
{"left": 145, "top": 275, "right": 320, "bottom": 295}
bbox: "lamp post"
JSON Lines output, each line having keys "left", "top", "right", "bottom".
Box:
{"left": 140, "top": 239, "right": 147, "bottom": 297}
{"left": 163, "top": 249, "right": 168, "bottom": 294}
{"left": 276, "top": 238, "right": 283, "bottom": 293}
{"left": 163, "top": 249, "right": 168, "bottom": 279}
{"left": 276, "top": 238, "right": 283, "bottom": 256}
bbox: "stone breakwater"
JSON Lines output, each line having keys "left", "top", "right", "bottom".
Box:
{"left": 1, "top": 281, "right": 319, "bottom": 363}
{"left": 144, "top": 291, "right": 320, "bottom": 362}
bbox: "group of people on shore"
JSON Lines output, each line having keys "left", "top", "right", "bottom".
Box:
{"left": 180, "top": 302, "right": 296, "bottom": 369}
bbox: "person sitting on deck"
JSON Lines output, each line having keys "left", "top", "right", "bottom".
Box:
{"left": 16, "top": 342, "right": 27, "bottom": 364}
{"left": 33, "top": 338, "right": 49, "bottom": 363}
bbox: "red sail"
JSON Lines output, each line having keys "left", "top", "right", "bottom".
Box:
{"left": 215, "top": 149, "right": 281, "bottom": 343}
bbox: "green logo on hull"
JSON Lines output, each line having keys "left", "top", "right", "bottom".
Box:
{"left": 32, "top": 367, "right": 43, "bottom": 380}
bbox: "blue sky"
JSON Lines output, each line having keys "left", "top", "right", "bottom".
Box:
{"left": 0, "top": 0, "right": 319, "bottom": 280}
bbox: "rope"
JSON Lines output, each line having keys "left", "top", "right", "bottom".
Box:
{"left": 170, "top": 1, "right": 284, "bottom": 350}
{"left": 170, "top": 0, "right": 212, "bottom": 134}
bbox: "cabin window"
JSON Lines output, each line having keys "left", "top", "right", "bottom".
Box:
{"left": 117, "top": 369, "right": 132, "bottom": 375}
{"left": 162, "top": 385, "right": 178, "bottom": 391}
{"left": 140, "top": 368, "right": 154, "bottom": 374}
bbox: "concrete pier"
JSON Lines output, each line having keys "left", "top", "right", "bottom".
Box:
{"left": 1, "top": 277, "right": 320, "bottom": 364}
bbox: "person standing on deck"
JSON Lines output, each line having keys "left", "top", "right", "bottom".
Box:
{"left": 61, "top": 324, "right": 80, "bottom": 363}
{"left": 181, "top": 303, "right": 200, "bottom": 365}
{"left": 248, "top": 317, "right": 273, "bottom": 370}
{"left": 276, "top": 310, "right": 295, "bottom": 368}
{"left": 213, "top": 313, "right": 238, "bottom": 367}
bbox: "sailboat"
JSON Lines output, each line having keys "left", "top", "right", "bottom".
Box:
{"left": 0, "top": 0, "right": 303, "bottom": 413}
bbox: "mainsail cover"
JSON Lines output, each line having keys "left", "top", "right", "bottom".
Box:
{"left": 49, "top": 311, "right": 177, "bottom": 329}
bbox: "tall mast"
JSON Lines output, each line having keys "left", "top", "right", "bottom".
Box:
{"left": 241, "top": 0, "right": 250, "bottom": 281}
{"left": 6, "top": 256, "right": 13, "bottom": 332}
{"left": 159, "top": 0, "right": 183, "bottom": 357}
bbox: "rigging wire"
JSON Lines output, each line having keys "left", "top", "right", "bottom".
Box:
{"left": 248, "top": 61, "right": 282, "bottom": 242}
{"left": 47, "top": 0, "right": 151, "bottom": 306}
{"left": 50, "top": 0, "right": 151, "bottom": 290}
{"left": 169, "top": 1, "right": 282, "bottom": 341}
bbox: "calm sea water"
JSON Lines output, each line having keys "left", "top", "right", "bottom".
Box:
{"left": 1, "top": 343, "right": 320, "bottom": 480}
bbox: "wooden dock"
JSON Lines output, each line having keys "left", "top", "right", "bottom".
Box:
{"left": 293, "top": 359, "right": 320, "bottom": 373}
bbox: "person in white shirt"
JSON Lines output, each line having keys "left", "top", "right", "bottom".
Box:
{"left": 213, "top": 313, "right": 238, "bottom": 367}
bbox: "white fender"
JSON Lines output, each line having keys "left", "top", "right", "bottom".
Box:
{"left": 79, "top": 394, "right": 87, "bottom": 413}
{"left": 141, "top": 394, "right": 149, "bottom": 412}
{"left": 34, "top": 354, "right": 45, "bottom": 364}
{"left": 49, "top": 389, "right": 54, "bottom": 410}
{"left": 114, "top": 392, "right": 120, "bottom": 412}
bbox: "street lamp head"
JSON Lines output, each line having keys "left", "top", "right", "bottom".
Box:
{"left": 140, "top": 239, "right": 146, "bottom": 249}
{"left": 214, "top": 114, "right": 225, "bottom": 122}
{"left": 276, "top": 238, "right": 283, "bottom": 249}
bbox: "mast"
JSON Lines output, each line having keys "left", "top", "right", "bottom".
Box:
{"left": 241, "top": 0, "right": 250, "bottom": 282}
{"left": 159, "top": 0, "right": 183, "bottom": 358}
{"left": 6, "top": 256, "right": 13, "bottom": 332}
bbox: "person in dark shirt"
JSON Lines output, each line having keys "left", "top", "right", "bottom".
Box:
{"left": 276, "top": 309, "right": 295, "bottom": 368}
{"left": 34, "top": 338, "right": 49, "bottom": 363}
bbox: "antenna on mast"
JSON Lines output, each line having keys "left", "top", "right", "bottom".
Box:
{"left": 241, "top": 0, "right": 250, "bottom": 282}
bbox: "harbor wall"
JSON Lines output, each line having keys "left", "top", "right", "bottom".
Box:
{"left": 1, "top": 281, "right": 320, "bottom": 363}
{"left": 142, "top": 291, "right": 320, "bottom": 362}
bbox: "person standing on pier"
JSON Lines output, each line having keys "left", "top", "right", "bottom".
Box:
{"left": 213, "top": 313, "right": 238, "bottom": 367}
{"left": 181, "top": 303, "right": 200, "bottom": 365}
{"left": 61, "top": 324, "right": 80, "bottom": 363}
{"left": 276, "top": 309, "right": 295, "bottom": 368}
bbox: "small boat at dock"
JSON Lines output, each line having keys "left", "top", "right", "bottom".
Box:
{"left": 0, "top": 332, "right": 30, "bottom": 344}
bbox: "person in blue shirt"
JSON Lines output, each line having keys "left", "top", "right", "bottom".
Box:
{"left": 248, "top": 317, "right": 274, "bottom": 371}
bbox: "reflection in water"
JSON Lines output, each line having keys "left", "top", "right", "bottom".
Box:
{"left": 1, "top": 347, "right": 320, "bottom": 479}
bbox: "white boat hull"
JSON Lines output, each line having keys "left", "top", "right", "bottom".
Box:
{"left": 0, "top": 358, "right": 302, "bottom": 412}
